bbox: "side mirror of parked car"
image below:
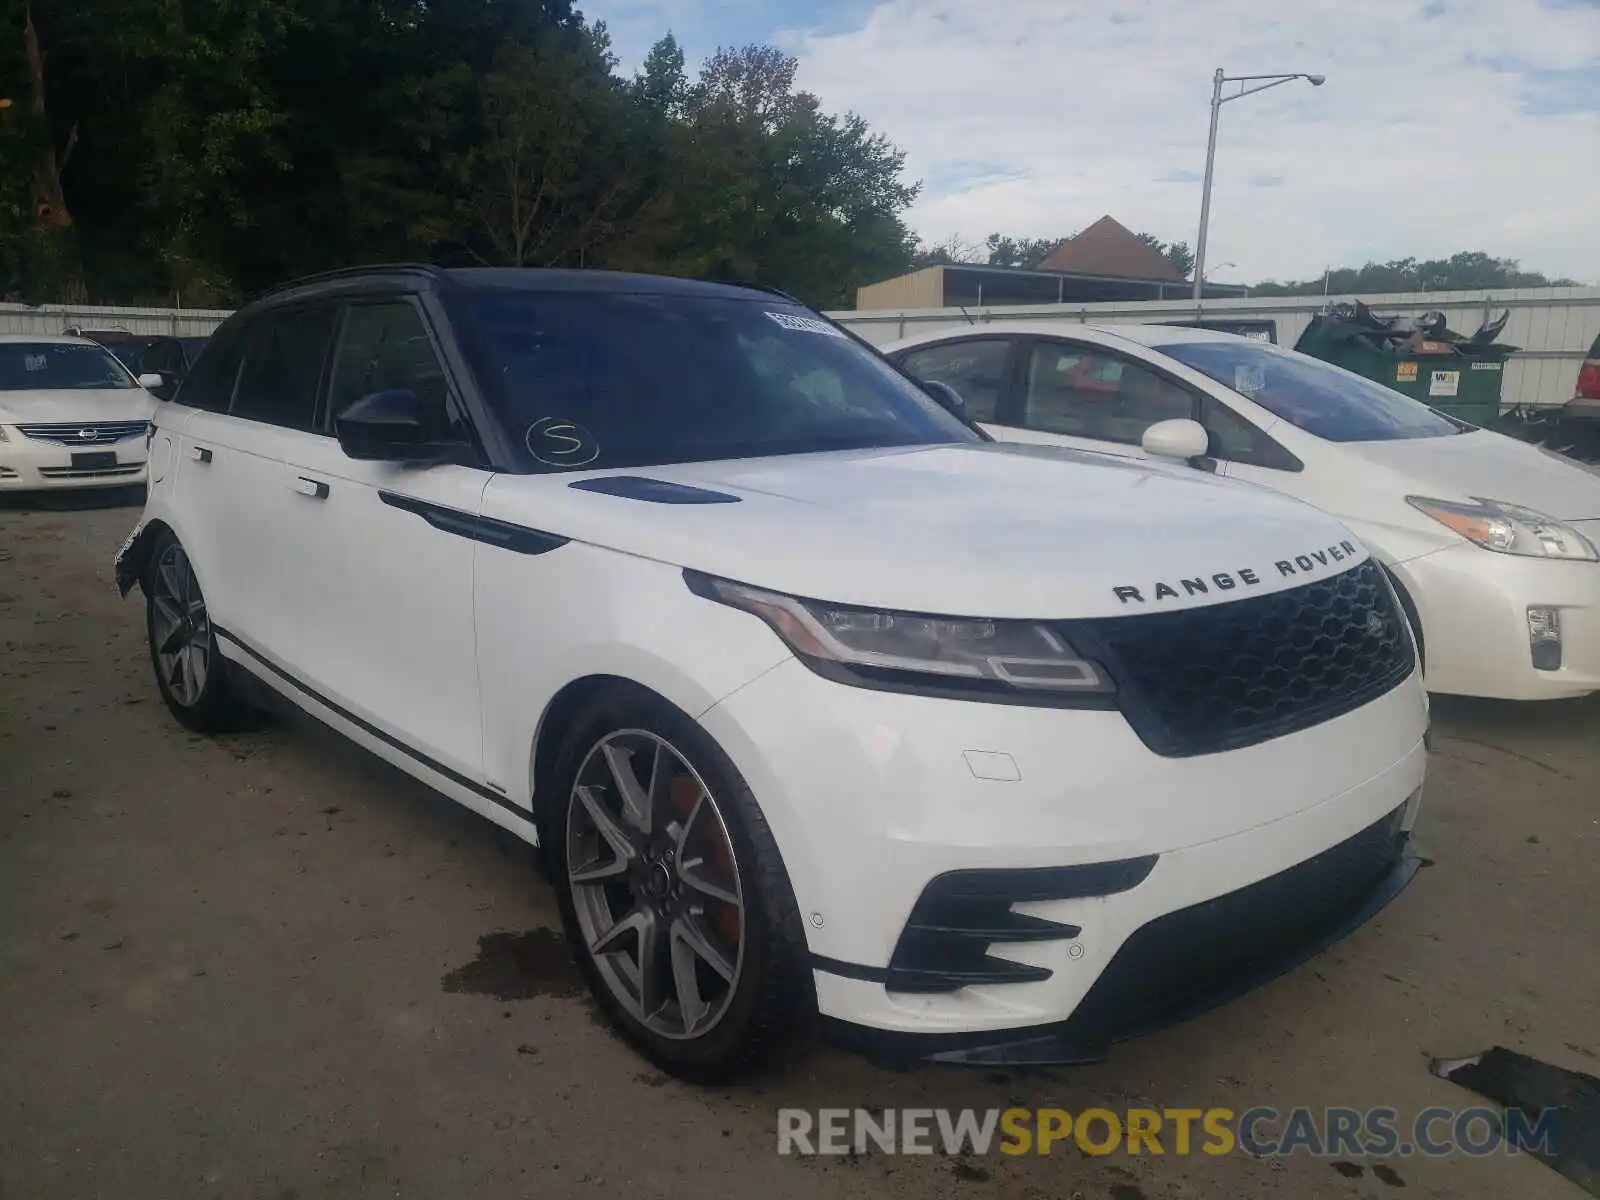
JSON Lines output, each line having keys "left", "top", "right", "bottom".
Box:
{"left": 138, "top": 372, "right": 179, "bottom": 402}
{"left": 1141, "top": 418, "right": 1211, "bottom": 464}
{"left": 335, "top": 389, "right": 466, "bottom": 464}
{"left": 920, "top": 379, "right": 967, "bottom": 419}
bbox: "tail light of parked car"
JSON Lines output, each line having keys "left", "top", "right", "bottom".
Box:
{"left": 1578, "top": 359, "right": 1600, "bottom": 400}
{"left": 1578, "top": 332, "right": 1600, "bottom": 400}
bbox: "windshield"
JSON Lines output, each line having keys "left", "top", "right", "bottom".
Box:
{"left": 0, "top": 342, "right": 138, "bottom": 391}
{"left": 452, "top": 289, "right": 979, "bottom": 471}
{"left": 1155, "top": 340, "right": 1466, "bottom": 442}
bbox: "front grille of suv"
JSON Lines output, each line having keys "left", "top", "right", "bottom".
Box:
{"left": 1064, "top": 559, "right": 1414, "bottom": 758}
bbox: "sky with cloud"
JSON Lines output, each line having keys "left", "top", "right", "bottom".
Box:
{"left": 589, "top": 0, "right": 1600, "bottom": 285}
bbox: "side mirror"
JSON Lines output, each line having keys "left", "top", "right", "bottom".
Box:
{"left": 138, "top": 372, "right": 177, "bottom": 402}
{"left": 920, "top": 379, "right": 968, "bottom": 418}
{"left": 335, "top": 389, "right": 466, "bottom": 464}
{"left": 1141, "top": 417, "right": 1211, "bottom": 462}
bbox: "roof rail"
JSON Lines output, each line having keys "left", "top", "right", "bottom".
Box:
{"left": 703, "top": 276, "right": 809, "bottom": 307}
{"left": 252, "top": 263, "right": 448, "bottom": 303}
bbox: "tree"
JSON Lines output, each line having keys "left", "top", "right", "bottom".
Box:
{"left": 1133, "top": 232, "right": 1194, "bottom": 279}
{"left": 608, "top": 44, "right": 918, "bottom": 308}
{"left": 455, "top": 30, "right": 634, "bottom": 267}
{"left": 635, "top": 33, "right": 686, "bottom": 117}
{"left": 984, "top": 233, "right": 1058, "bottom": 269}
{"left": 0, "top": 5, "right": 921, "bottom": 306}
{"left": 1250, "top": 252, "right": 1580, "bottom": 296}
{"left": 910, "top": 233, "right": 983, "bottom": 268}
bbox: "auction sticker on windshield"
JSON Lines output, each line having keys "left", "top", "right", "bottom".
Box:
{"left": 765, "top": 312, "right": 847, "bottom": 338}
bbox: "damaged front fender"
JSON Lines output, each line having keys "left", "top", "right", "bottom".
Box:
{"left": 113, "top": 522, "right": 156, "bottom": 598}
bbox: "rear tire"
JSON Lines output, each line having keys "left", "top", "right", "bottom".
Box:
{"left": 544, "top": 686, "right": 815, "bottom": 1082}
{"left": 143, "top": 530, "right": 248, "bottom": 733}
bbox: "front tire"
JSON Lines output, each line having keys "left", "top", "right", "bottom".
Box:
{"left": 144, "top": 531, "right": 246, "bottom": 733}
{"left": 545, "top": 688, "right": 814, "bottom": 1082}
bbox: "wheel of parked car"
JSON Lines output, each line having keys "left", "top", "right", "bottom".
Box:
{"left": 143, "top": 530, "right": 245, "bottom": 732}
{"left": 545, "top": 688, "right": 813, "bottom": 1082}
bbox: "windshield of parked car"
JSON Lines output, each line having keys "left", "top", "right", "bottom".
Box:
{"left": 453, "top": 289, "right": 979, "bottom": 470}
{"left": 0, "top": 342, "right": 138, "bottom": 391}
{"left": 1155, "top": 339, "right": 1467, "bottom": 442}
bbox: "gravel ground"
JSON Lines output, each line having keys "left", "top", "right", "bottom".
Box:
{"left": 2, "top": 490, "right": 1597, "bottom": 1200}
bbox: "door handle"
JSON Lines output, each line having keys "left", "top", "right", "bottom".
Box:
{"left": 291, "top": 475, "right": 330, "bottom": 500}
{"left": 190, "top": 445, "right": 212, "bottom": 464}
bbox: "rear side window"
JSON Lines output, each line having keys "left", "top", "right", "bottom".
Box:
{"left": 141, "top": 339, "right": 188, "bottom": 377}
{"left": 232, "top": 307, "right": 337, "bottom": 432}
{"left": 176, "top": 329, "right": 245, "bottom": 412}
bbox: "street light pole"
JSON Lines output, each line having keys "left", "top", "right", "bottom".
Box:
{"left": 1191, "top": 68, "right": 1325, "bottom": 305}
{"left": 1192, "top": 69, "right": 1224, "bottom": 305}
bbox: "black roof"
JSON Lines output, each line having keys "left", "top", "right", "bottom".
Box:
{"left": 253, "top": 264, "right": 784, "bottom": 306}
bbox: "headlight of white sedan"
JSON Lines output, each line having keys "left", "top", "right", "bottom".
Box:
{"left": 1407, "top": 496, "right": 1598, "bottom": 561}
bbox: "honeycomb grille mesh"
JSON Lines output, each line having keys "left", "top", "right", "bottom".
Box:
{"left": 1067, "top": 560, "right": 1414, "bottom": 757}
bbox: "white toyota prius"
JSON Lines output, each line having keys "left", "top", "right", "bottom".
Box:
{"left": 885, "top": 323, "right": 1600, "bottom": 701}
{"left": 115, "top": 268, "right": 1427, "bottom": 1080}
{"left": 0, "top": 334, "right": 162, "bottom": 491}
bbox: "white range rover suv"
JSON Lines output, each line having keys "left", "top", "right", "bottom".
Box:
{"left": 115, "top": 266, "right": 1429, "bottom": 1081}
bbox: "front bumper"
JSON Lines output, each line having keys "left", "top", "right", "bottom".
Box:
{"left": 698, "top": 655, "right": 1428, "bottom": 1043}
{"left": 0, "top": 428, "right": 148, "bottom": 490}
{"left": 1396, "top": 540, "right": 1600, "bottom": 700}
{"left": 828, "top": 813, "right": 1423, "bottom": 1067}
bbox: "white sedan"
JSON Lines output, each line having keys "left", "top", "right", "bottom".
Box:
{"left": 885, "top": 323, "right": 1600, "bottom": 701}
{"left": 0, "top": 334, "right": 161, "bottom": 491}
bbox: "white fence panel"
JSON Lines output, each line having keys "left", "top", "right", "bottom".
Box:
{"left": 0, "top": 303, "right": 231, "bottom": 339}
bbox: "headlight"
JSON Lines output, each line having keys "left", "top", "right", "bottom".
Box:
{"left": 686, "top": 571, "right": 1115, "bottom": 702}
{"left": 1407, "top": 496, "right": 1598, "bottom": 562}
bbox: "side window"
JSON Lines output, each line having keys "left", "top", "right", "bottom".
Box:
{"left": 231, "top": 307, "right": 338, "bottom": 432}
{"left": 328, "top": 301, "right": 459, "bottom": 440}
{"left": 1200, "top": 396, "right": 1304, "bottom": 471}
{"left": 1022, "top": 342, "right": 1194, "bottom": 444}
{"left": 143, "top": 339, "right": 185, "bottom": 377}
{"left": 175, "top": 327, "right": 246, "bottom": 413}
{"left": 898, "top": 339, "right": 1009, "bottom": 423}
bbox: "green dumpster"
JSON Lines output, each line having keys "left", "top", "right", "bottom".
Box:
{"left": 1293, "top": 302, "right": 1517, "bottom": 427}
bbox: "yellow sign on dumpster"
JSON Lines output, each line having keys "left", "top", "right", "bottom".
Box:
{"left": 1396, "top": 362, "right": 1418, "bottom": 383}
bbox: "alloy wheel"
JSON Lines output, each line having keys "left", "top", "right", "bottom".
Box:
{"left": 150, "top": 542, "right": 211, "bottom": 708}
{"left": 565, "top": 729, "right": 746, "bottom": 1040}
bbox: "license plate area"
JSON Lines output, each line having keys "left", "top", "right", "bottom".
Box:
{"left": 71, "top": 451, "right": 118, "bottom": 469}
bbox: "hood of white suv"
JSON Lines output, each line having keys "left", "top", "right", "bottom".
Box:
{"left": 0, "top": 388, "right": 156, "bottom": 425}
{"left": 1337, "top": 428, "right": 1600, "bottom": 521}
{"left": 486, "top": 442, "right": 1369, "bottom": 620}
